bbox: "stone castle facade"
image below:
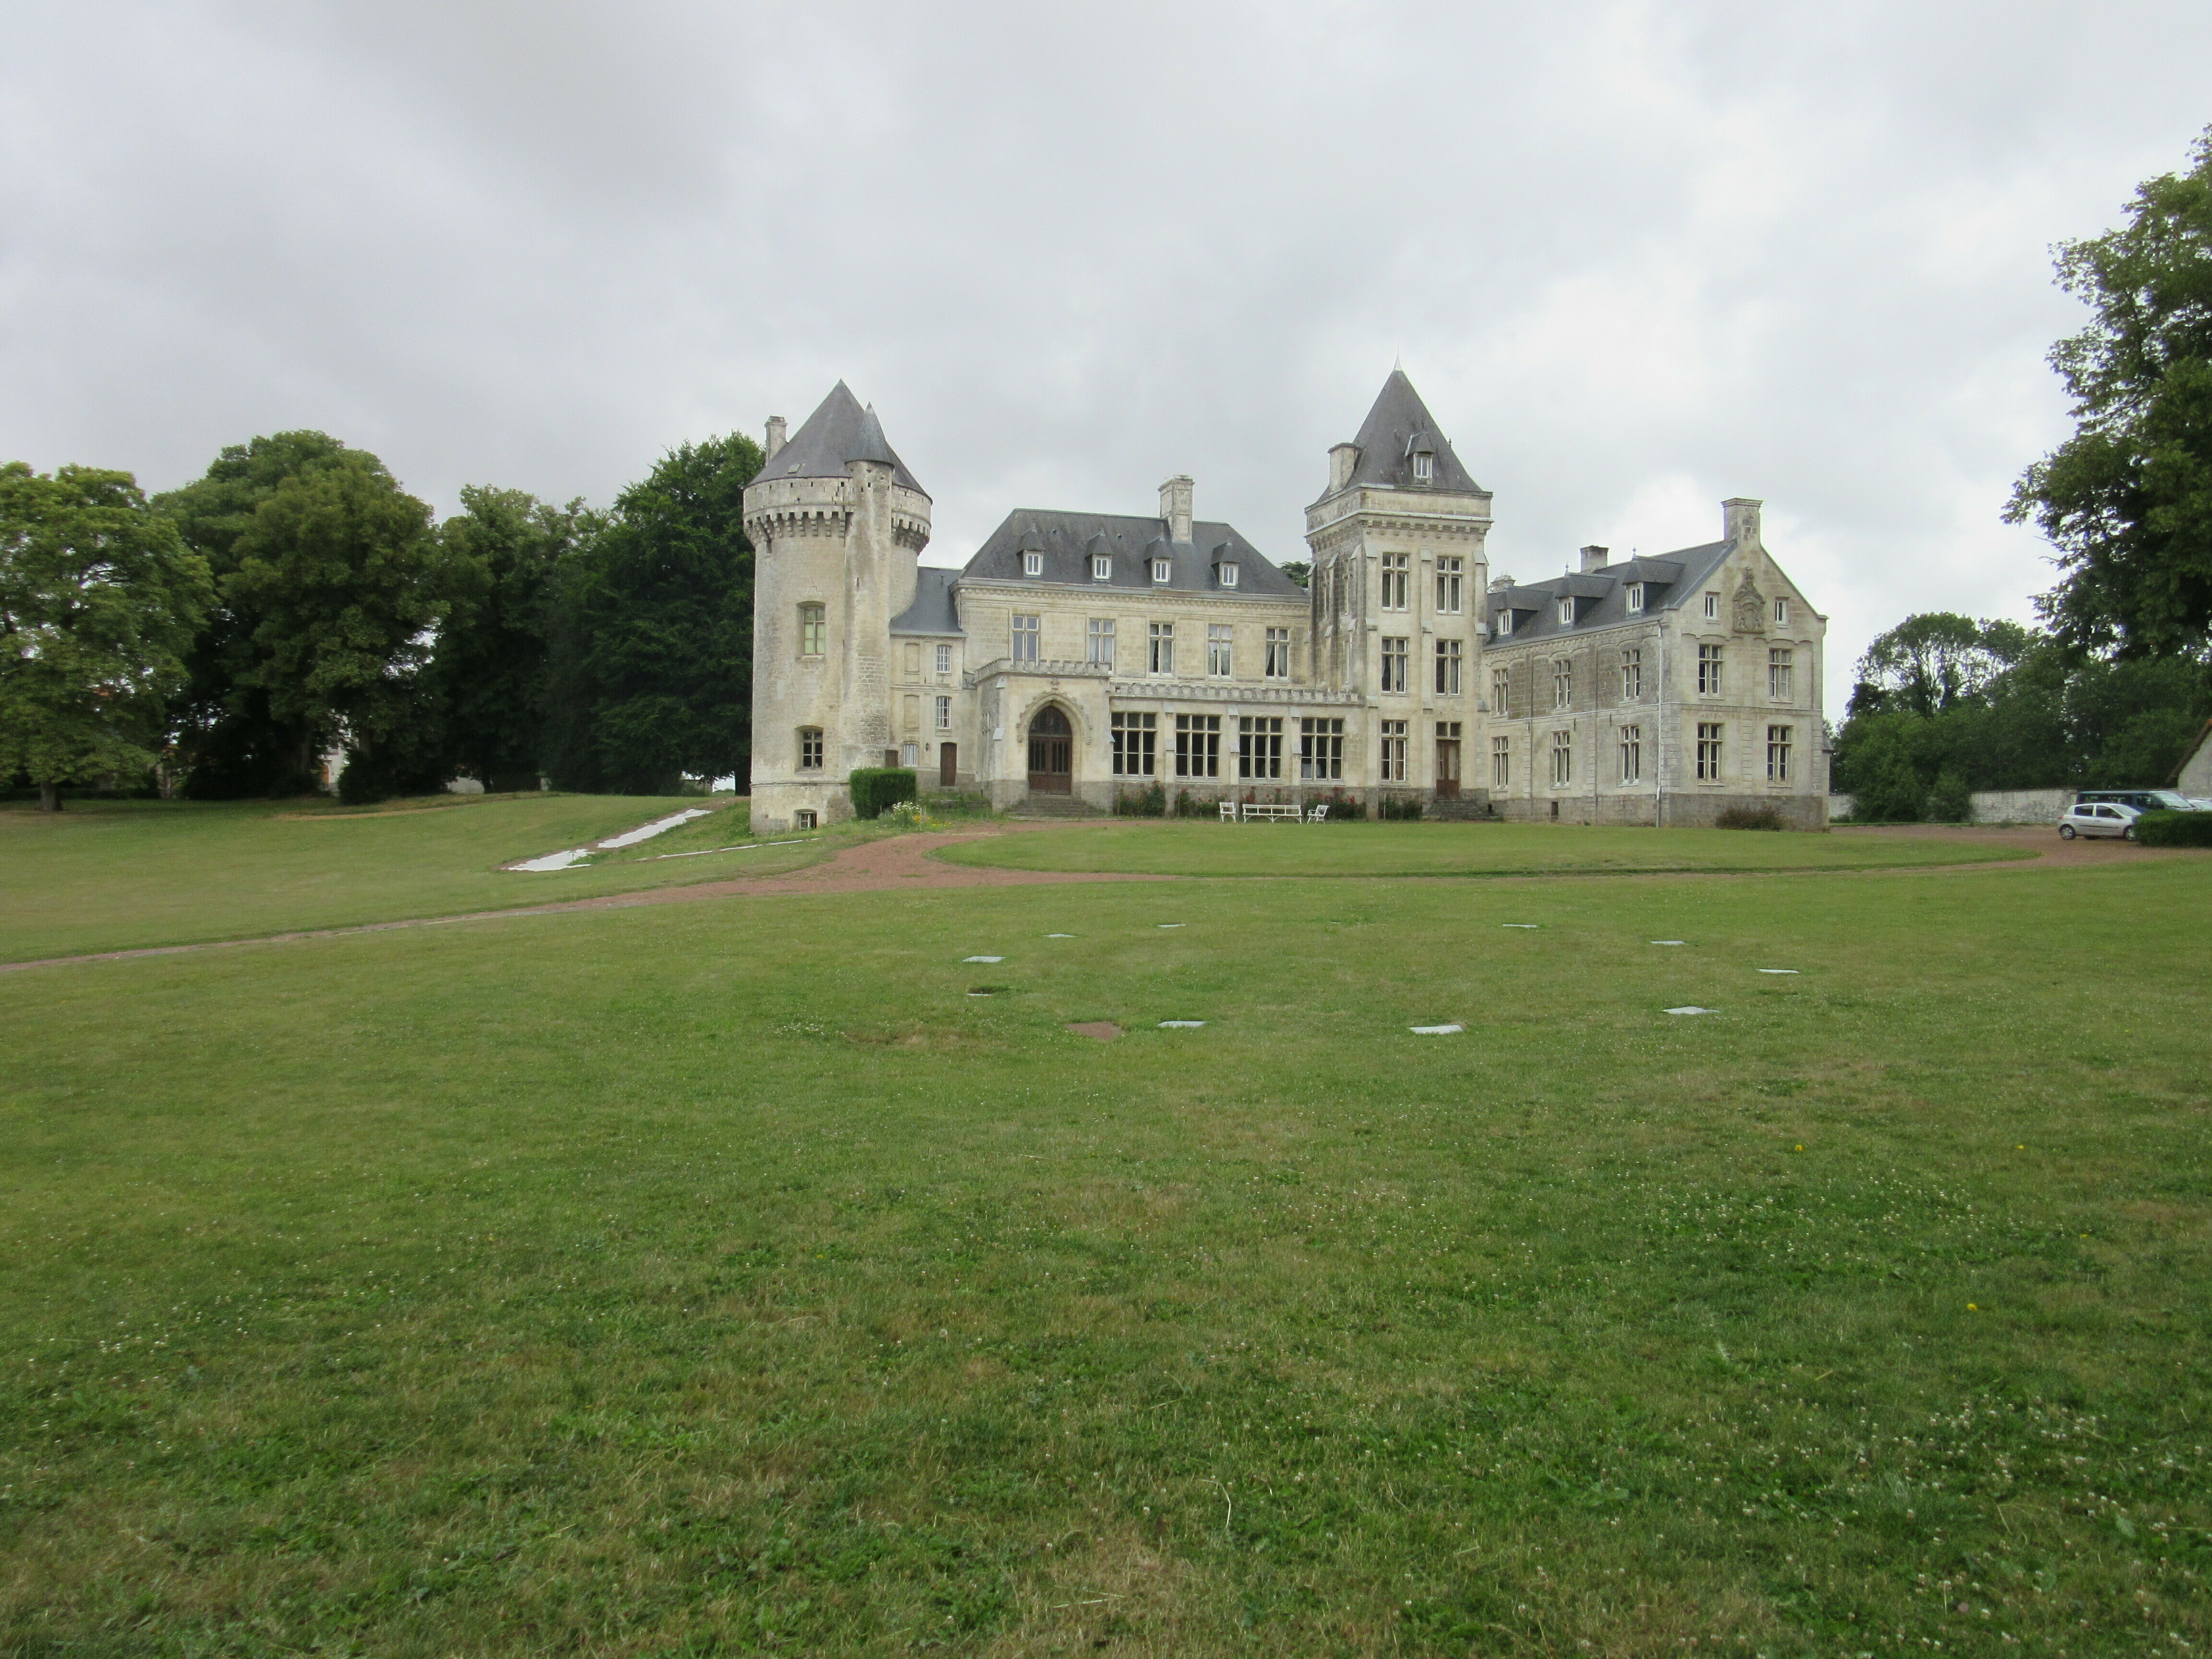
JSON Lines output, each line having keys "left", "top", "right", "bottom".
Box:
{"left": 744, "top": 372, "right": 1827, "bottom": 831}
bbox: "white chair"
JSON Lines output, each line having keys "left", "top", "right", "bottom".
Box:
{"left": 1219, "top": 799, "right": 1238, "bottom": 822}
{"left": 1307, "top": 804, "right": 1329, "bottom": 823}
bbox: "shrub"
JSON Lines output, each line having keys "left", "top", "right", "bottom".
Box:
{"left": 847, "top": 767, "right": 917, "bottom": 820}
{"left": 1375, "top": 795, "right": 1423, "bottom": 822}
{"left": 1116, "top": 782, "right": 1166, "bottom": 817}
{"left": 1924, "top": 772, "right": 1973, "bottom": 822}
{"left": 1314, "top": 790, "right": 1364, "bottom": 822}
{"left": 1714, "top": 805, "right": 1787, "bottom": 831}
{"left": 1171, "top": 789, "right": 1209, "bottom": 817}
{"left": 2134, "top": 809, "right": 2212, "bottom": 847}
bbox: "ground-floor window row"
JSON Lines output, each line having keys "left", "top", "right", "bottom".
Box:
{"left": 1110, "top": 712, "right": 1348, "bottom": 780}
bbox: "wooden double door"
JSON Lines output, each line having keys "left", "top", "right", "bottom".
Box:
{"left": 1025, "top": 705, "right": 1072, "bottom": 794}
{"left": 1436, "top": 722, "right": 1462, "bottom": 799}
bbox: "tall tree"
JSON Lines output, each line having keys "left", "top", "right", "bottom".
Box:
{"left": 561, "top": 434, "right": 761, "bottom": 793}
{"left": 156, "top": 432, "right": 369, "bottom": 795}
{"left": 0, "top": 463, "right": 213, "bottom": 810}
{"left": 433, "top": 487, "right": 601, "bottom": 790}
{"left": 2008, "top": 126, "right": 2212, "bottom": 656}
{"left": 1848, "top": 613, "right": 2032, "bottom": 717}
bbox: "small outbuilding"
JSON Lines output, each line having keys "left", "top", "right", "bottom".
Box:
{"left": 2174, "top": 718, "right": 2212, "bottom": 798}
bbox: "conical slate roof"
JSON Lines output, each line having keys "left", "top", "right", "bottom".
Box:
{"left": 764, "top": 381, "right": 926, "bottom": 495}
{"left": 1333, "top": 369, "right": 1481, "bottom": 496}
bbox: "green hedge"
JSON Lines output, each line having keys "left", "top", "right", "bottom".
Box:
{"left": 2133, "top": 809, "right": 2212, "bottom": 847}
{"left": 848, "top": 768, "right": 918, "bottom": 820}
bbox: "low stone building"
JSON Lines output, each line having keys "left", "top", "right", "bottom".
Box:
{"left": 744, "top": 372, "right": 1828, "bottom": 830}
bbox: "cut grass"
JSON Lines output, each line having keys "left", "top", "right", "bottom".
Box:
{"left": 936, "top": 818, "right": 2041, "bottom": 878}
{"left": 1, "top": 858, "right": 2206, "bottom": 1654}
{"left": 0, "top": 795, "right": 859, "bottom": 962}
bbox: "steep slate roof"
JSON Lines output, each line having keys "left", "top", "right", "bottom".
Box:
{"left": 763, "top": 381, "right": 926, "bottom": 495}
{"left": 961, "top": 509, "right": 1305, "bottom": 598}
{"left": 890, "top": 565, "right": 963, "bottom": 636}
{"left": 1489, "top": 541, "right": 1734, "bottom": 645}
{"left": 1330, "top": 369, "right": 1484, "bottom": 497}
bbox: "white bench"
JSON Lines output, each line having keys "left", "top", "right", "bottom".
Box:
{"left": 1239, "top": 802, "right": 1304, "bottom": 822}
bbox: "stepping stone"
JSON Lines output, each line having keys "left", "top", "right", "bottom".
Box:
{"left": 1650, "top": 940, "right": 1685, "bottom": 946}
{"left": 1503, "top": 924, "right": 1539, "bottom": 929}
{"left": 1046, "top": 933, "right": 1074, "bottom": 938}
{"left": 1066, "top": 1022, "right": 1122, "bottom": 1042}
{"left": 1157, "top": 924, "right": 1185, "bottom": 929}
{"left": 1757, "top": 969, "right": 1800, "bottom": 975}
{"left": 1664, "top": 1006, "right": 1716, "bottom": 1016}
{"left": 1158, "top": 1020, "right": 1206, "bottom": 1028}
{"left": 963, "top": 955, "right": 1004, "bottom": 963}
{"left": 1409, "top": 1023, "right": 1464, "bottom": 1035}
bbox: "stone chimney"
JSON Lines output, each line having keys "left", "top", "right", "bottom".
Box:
{"left": 1328, "top": 443, "right": 1359, "bottom": 495}
{"left": 765, "top": 416, "right": 786, "bottom": 461}
{"left": 1580, "top": 544, "right": 1610, "bottom": 573}
{"left": 1723, "top": 497, "right": 1763, "bottom": 547}
{"left": 1159, "top": 475, "right": 1194, "bottom": 544}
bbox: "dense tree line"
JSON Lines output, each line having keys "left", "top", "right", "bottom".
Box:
{"left": 1832, "top": 612, "right": 2208, "bottom": 820}
{"left": 2, "top": 428, "right": 761, "bottom": 806}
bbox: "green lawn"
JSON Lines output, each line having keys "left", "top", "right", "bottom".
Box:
{"left": 0, "top": 795, "right": 855, "bottom": 962}
{"left": 2, "top": 854, "right": 2205, "bottom": 1655}
{"left": 936, "top": 819, "right": 2040, "bottom": 878}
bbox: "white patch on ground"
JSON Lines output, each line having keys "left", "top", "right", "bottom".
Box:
{"left": 1503, "top": 924, "right": 1539, "bottom": 929}
{"left": 599, "top": 808, "right": 712, "bottom": 849}
{"left": 1665, "top": 1006, "right": 1717, "bottom": 1015}
{"left": 1410, "top": 1023, "right": 1464, "bottom": 1035}
{"left": 963, "top": 955, "right": 1004, "bottom": 963}
{"left": 1158, "top": 1020, "right": 1206, "bottom": 1028}
{"left": 1650, "top": 939, "right": 1686, "bottom": 945}
{"left": 1046, "top": 933, "right": 1074, "bottom": 938}
{"left": 1758, "top": 968, "right": 1801, "bottom": 974}
{"left": 513, "top": 848, "right": 591, "bottom": 872}
{"left": 1157, "top": 923, "right": 1184, "bottom": 928}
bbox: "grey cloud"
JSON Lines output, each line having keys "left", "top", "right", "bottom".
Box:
{"left": 4, "top": 0, "right": 2209, "bottom": 715}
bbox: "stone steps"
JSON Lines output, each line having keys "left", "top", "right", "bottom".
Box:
{"left": 1009, "top": 794, "right": 1108, "bottom": 819}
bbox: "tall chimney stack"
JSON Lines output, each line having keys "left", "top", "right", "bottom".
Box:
{"left": 1579, "top": 544, "right": 1610, "bottom": 573}
{"left": 1328, "top": 443, "right": 1359, "bottom": 494}
{"left": 1722, "top": 497, "right": 1763, "bottom": 548}
{"left": 765, "top": 415, "right": 787, "bottom": 460}
{"left": 1159, "top": 475, "right": 1194, "bottom": 544}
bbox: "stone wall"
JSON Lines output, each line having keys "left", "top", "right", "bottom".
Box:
{"left": 1827, "top": 788, "right": 2072, "bottom": 824}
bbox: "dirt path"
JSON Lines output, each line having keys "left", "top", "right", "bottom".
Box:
{"left": 3, "top": 822, "right": 2195, "bottom": 975}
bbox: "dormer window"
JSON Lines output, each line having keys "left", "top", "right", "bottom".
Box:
{"left": 1495, "top": 608, "right": 1513, "bottom": 637}
{"left": 1152, "top": 558, "right": 1171, "bottom": 584}
{"left": 1412, "top": 451, "right": 1433, "bottom": 483}
{"left": 1023, "top": 551, "right": 1043, "bottom": 577}
{"left": 1558, "top": 598, "right": 1575, "bottom": 627}
{"left": 1625, "top": 582, "right": 1645, "bottom": 614}
{"left": 1218, "top": 562, "right": 1239, "bottom": 588}
{"left": 1093, "top": 554, "right": 1111, "bottom": 581}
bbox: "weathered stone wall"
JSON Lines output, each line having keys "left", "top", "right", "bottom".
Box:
{"left": 1828, "top": 788, "right": 2073, "bottom": 824}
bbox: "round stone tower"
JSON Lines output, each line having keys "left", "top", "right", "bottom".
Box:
{"left": 743, "top": 383, "right": 931, "bottom": 831}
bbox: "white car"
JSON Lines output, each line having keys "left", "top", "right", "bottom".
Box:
{"left": 2058, "top": 801, "right": 2142, "bottom": 841}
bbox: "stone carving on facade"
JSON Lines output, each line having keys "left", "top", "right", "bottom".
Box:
{"left": 1731, "top": 572, "right": 1766, "bottom": 635}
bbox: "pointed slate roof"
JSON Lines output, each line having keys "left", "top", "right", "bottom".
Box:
{"left": 764, "top": 381, "right": 926, "bottom": 495}
{"left": 1332, "top": 369, "right": 1483, "bottom": 497}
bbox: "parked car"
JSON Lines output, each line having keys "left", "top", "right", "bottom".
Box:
{"left": 2073, "top": 788, "right": 2201, "bottom": 813}
{"left": 2058, "top": 801, "right": 2143, "bottom": 840}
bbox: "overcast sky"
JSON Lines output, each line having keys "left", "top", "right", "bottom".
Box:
{"left": 5, "top": 1, "right": 2209, "bottom": 712}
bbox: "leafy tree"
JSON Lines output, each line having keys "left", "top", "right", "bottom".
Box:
{"left": 220, "top": 451, "right": 460, "bottom": 789}
{"left": 1847, "top": 612, "right": 2032, "bottom": 718}
{"left": 557, "top": 434, "right": 762, "bottom": 793}
{"left": 433, "top": 488, "right": 601, "bottom": 791}
{"left": 0, "top": 463, "right": 213, "bottom": 811}
{"left": 1278, "top": 561, "right": 1310, "bottom": 589}
{"left": 2008, "top": 126, "right": 2212, "bottom": 656}
{"left": 156, "top": 432, "right": 374, "bottom": 795}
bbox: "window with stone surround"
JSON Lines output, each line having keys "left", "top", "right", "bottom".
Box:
{"left": 1093, "top": 554, "right": 1112, "bottom": 581}
{"left": 1768, "top": 648, "right": 1793, "bottom": 701}
{"left": 1381, "top": 636, "right": 1409, "bottom": 692}
{"left": 1704, "top": 592, "right": 1720, "bottom": 621}
{"left": 936, "top": 643, "right": 951, "bottom": 674}
{"left": 1174, "top": 713, "right": 1221, "bottom": 779}
{"left": 1152, "top": 558, "right": 1171, "bottom": 583}
{"left": 1697, "top": 643, "right": 1724, "bottom": 695}
{"left": 798, "top": 728, "right": 823, "bottom": 770}
{"left": 1012, "top": 613, "right": 1040, "bottom": 662}
{"left": 935, "top": 696, "right": 951, "bottom": 731}
{"left": 1435, "top": 638, "right": 1462, "bottom": 695}
{"left": 1767, "top": 724, "right": 1793, "bottom": 783}
{"left": 1620, "top": 724, "right": 1642, "bottom": 784}
{"left": 1380, "top": 719, "right": 1408, "bottom": 782}
{"left": 1382, "top": 552, "right": 1409, "bottom": 611}
{"left": 1491, "top": 735, "right": 1510, "bottom": 787}
{"left": 1491, "top": 667, "right": 1509, "bottom": 716}
{"left": 1239, "top": 716, "right": 1283, "bottom": 780}
{"left": 798, "top": 602, "right": 825, "bottom": 657}
{"left": 903, "top": 642, "right": 920, "bottom": 675}
{"left": 1775, "top": 597, "right": 1790, "bottom": 626}
{"left": 1111, "top": 711, "right": 1155, "bottom": 776}
{"left": 1550, "top": 730, "right": 1572, "bottom": 786}
{"left": 1552, "top": 658, "right": 1573, "bottom": 710}
{"left": 1436, "top": 557, "right": 1463, "bottom": 613}
{"left": 1300, "top": 718, "right": 1344, "bottom": 781}
{"left": 1149, "top": 621, "right": 1175, "bottom": 674}
{"left": 1207, "top": 624, "right": 1233, "bottom": 677}
{"left": 1088, "top": 617, "right": 1115, "bottom": 668}
{"left": 1265, "top": 627, "right": 1290, "bottom": 679}
{"left": 1023, "top": 551, "right": 1043, "bottom": 577}
{"left": 1625, "top": 582, "right": 1645, "bottom": 614}
{"left": 794, "top": 809, "right": 817, "bottom": 830}
{"left": 1621, "top": 647, "right": 1643, "bottom": 700}
{"left": 1697, "top": 722, "right": 1724, "bottom": 781}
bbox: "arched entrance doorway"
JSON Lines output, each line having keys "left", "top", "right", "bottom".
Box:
{"left": 1026, "top": 704, "right": 1073, "bottom": 794}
